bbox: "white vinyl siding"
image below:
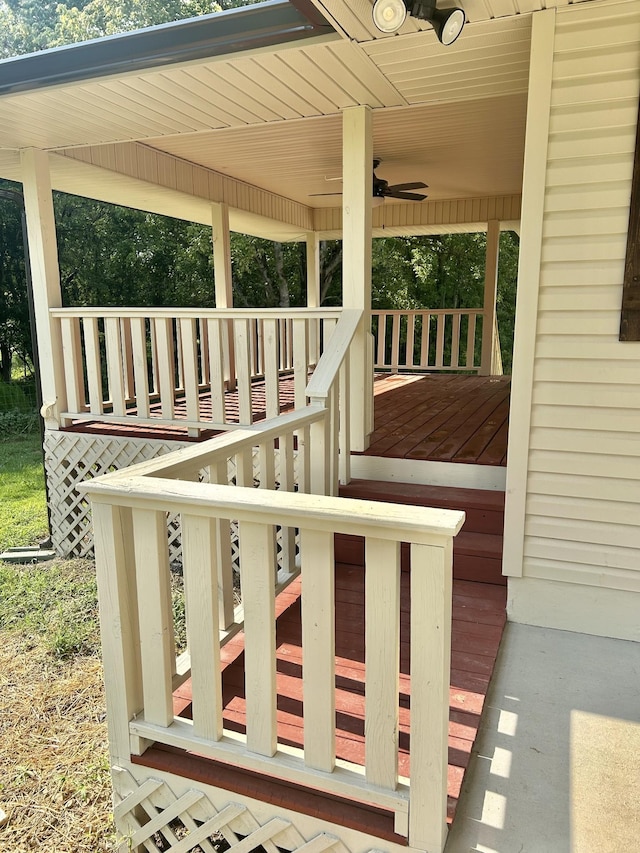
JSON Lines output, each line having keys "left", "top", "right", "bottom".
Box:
{"left": 521, "top": 0, "right": 640, "bottom": 597}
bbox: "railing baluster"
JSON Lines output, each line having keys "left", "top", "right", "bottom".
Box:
{"left": 365, "top": 538, "right": 400, "bottom": 790}
{"left": 234, "top": 319, "right": 253, "bottom": 425}
{"left": 181, "top": 513, "right": 223, "bottom": 742}
{"left": 239, "top": 520, "right": 277, "bottom": 757}
{"left": 451, "top": 313, "right": 461, "bottom": 369}
{"left": 409, "top": 539, "right": 453, "bottom": 852}
{"left": 263, "top": 318, "right": 280, "bottom": 420}
{"left": 435, "top": 314, "right": 445, "bottom": 369}
{"left": 406, "top": 314, "right": 416, "bottom": 368}
{"left": 293, "top": 318, "right": 309, "bottom": 410}
{"left": 467, "top": 312, "right": 477, "bottom": 369}
{"left": 120, "top": 318, "right": 135, "bottom": 404}
{"left": 420, "top": 313, "right": 431, "bottom": 369}
{"left": 104, "top": 317, "right": 126, "bottom": 416}
{"left": 301, "top": 528, "right": 335, "bottom": 772}
{"left": 154, "top": 317, "right": 175, "bottom": 420}
{"left": 199, "top": 317, "right": 209, "bottom": 387}
{"left": 278, "top": 431, "right": 296, "bottom": 576}
{"left": 84, "top": 317, "right": 104, "bottom": 414}
{"left": 131, "top": 508, "right": 174, "bottom": 728}
{"left": 377, "top": 313, "right": 387, "bottom": 367}
{"left": 339, "top": 350, "right": 351, "bottom": 486}
{"left": 130, "top": 317, "right": 150, "bottom": 418}
{"left": 60, "top": 316, "right": 85, "bottom": 414}
{"left": 210, "top": 460, "right": 235, "bottom": 630}
{"left": 207, "top": 318, "right": 226, "bottom": 424}
{"left": 391, "top": 314, "right": 400, "bottom": 373}
{"left": 180, "top": 317, "right": 200, "bottom": 429}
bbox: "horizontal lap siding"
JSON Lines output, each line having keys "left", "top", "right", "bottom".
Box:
{"left": 524, "top": 0, "right": 640, "bottom": 593}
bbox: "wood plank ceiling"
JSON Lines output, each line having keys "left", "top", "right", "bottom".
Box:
{"left": 0, "top": 2, "right": 538, "bottom": 234}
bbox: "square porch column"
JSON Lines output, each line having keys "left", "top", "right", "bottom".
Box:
{"left": 212, "top": 201, "right": 236, "bottom": 390}
{"left": 342, "top": 106, "right": 373, "bottom": 451}
{"left": 480, "top": 218, "right": 502, "bottom": 376}
{"left": 20, "top": 148, "right": 67, "bottom": 429}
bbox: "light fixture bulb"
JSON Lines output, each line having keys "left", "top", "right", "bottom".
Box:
{"left": 372, "top": 0, "right": 407, "bottom": 33}
{"left": 433, "top": 6, "right": 465, "bottom": 44}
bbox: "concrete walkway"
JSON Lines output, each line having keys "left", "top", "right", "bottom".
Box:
{"left": 445, "top": 623, "right": 640, "bottom": 853}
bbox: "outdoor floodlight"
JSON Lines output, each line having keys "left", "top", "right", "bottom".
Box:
{"left": 372, "top": 0, "right": 466, "bottom": 45}
{"left": 372, "top": 0, "right": 407, "bottom": 32}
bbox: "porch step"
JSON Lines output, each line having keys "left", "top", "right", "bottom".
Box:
{"left": 338, "top": 479, "right": 505, "bottom": 586}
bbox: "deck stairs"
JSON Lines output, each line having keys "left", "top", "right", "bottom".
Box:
{"left": 338, "top": 479, "right": 505, "bottom": 586}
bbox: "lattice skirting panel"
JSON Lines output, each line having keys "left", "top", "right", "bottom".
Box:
{"left": 112, "top": 766, "right": 378, "bottom": 853}
{"left": 44, "top": 431, "right": 300, "bottom": 562}
{"left": 44, "top": 431, "right": 191, "bottom": 559}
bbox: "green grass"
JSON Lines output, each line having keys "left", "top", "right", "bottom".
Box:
{"left": 0, "top": 558, "right": 100, "bottom": 658}
{"left": 0, "top": 432, "right": 49, "bottom": 551}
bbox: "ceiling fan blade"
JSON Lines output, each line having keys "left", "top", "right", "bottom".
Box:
{"left": 387, "top": 181, "right": 429, "bottom": 192}
{"left": 309, "top": 192, "right": 343, "bottom": 196}
{"left": 387, "top": 190, "right": 428, "bottom": 201}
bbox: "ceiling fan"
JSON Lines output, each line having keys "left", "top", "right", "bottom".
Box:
{"left": 310, "top": 159, "right": 428, "bottom": 202}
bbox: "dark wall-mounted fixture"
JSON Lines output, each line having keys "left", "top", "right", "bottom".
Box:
{"left": 372, "top": 0, "right": 465, "bottom": 45}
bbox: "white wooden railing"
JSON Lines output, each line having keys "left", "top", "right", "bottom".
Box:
{"left": 82, "top": 306, "right": 464, "bottom": 852}
{"left": 372, "top": 309, "right": 484, "bottom": 373}
{"left": 85, "top": 448, "right": 463, "bottom": 853}
{"left": 52, "top": 307, "right": 341, "bottom": 432}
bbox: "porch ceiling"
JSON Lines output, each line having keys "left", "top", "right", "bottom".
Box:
{"left": 0, "top": 3, "right": 532, "bottom": 237}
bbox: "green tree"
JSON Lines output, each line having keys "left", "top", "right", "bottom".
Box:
{"left": 0, "top": 180, "right": 31, "bottom": 382}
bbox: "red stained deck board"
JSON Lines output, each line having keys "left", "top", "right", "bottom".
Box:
{"left": 163, "top": 566, "right": 505, "bottom": 835}
{"left": 363, "top": 373, "right": 511, "bottom": 466}
{"left": 63, "top": 372, "right": 509, "bottom": 471}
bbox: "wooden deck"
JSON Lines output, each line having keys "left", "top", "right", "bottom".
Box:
{"left": 63, "top": 373, "right": 510, "bottom": 467}
{"left": 364, "top": 373, "right": 511, "bottom": 466}
{"left": 143, "top": 564, "right": 506, "bottom": 838}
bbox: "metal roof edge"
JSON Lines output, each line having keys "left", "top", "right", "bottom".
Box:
{"left": 0, "top": 0, "right": 336, "bottom": 97}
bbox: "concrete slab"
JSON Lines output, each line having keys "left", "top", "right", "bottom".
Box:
{"left": 445, "top": 623, "right": 640, "bottom": 853}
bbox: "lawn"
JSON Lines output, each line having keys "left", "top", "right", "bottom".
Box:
{"left": 0, "top": 430, "right": 186, "bottom": 851}
{"left": 0, "top": 426, "right": 116, "bottom": 851}
{"left": 0, "top": 432, "right": 49, "bottom": 551}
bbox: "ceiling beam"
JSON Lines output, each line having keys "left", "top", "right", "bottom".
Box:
{"left": 59, "top": 143, "right": 314, "bottom": 233}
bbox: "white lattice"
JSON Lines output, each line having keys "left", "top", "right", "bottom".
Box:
{"left": 113, "top": 768, "right": 345, "bottom": 853}
{"left": 44, "top": 432, "right": 301, "bottom": 572}
{"left": 44, "top": 431, "right": 190, "bottom": 558}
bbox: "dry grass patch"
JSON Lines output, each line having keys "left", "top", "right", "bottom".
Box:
{"left": 0, "top": 559, "right": 116, "bottom": 852}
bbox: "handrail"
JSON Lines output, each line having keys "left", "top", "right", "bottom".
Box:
{"left": 84, "top": 477, "right": 464, "bottom": 542}
{"left": 305, "top": 309, "right": 361, "bottom": 402}
{"left": 95, "top": 407, "right": 324, "bottom": 482}
{"left": 51, "top": 307, "right": 342, "bottom": 320}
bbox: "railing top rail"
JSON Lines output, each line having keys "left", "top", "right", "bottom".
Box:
{"left": 371, "top": 308, "right": 484, "bottom": 316}
{"left": 50, "top": 307, "right": 343, "bottom": 320}
{"left": 82, "top": 476, "right": 465, "bottom": 544}
{"left": 90, "top": 407, "right": 325, "bottom": 483}
{"left": 305, "top": 308, "right": 362, "bottom": 401}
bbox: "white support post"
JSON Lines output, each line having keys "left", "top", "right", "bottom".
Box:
{"left": 212, "top": 202, "right": 236, "bottom": 390}
{"left": 408, "top": 540, "right": 453, "bottom": 853}
{"left": 342, "top": 106, "right": 373, "bottom": 451}
{"left": 92, "top": 502, "right": 146, "bottom": 763}
{"left": 20, "top": 148, "right": 67, "bottom": 428}
{"left": 306, "top": 232, "right": 321, "bottom": 309}
{"left": 480, "top": 219, "right": 501, "bottom": 376}
{"left": 307, "top": 233, "right": 321, "bottom": 366}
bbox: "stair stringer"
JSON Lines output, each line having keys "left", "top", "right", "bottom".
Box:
{"left": 113, "top": 762, "right": 421, "bottom": 853}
